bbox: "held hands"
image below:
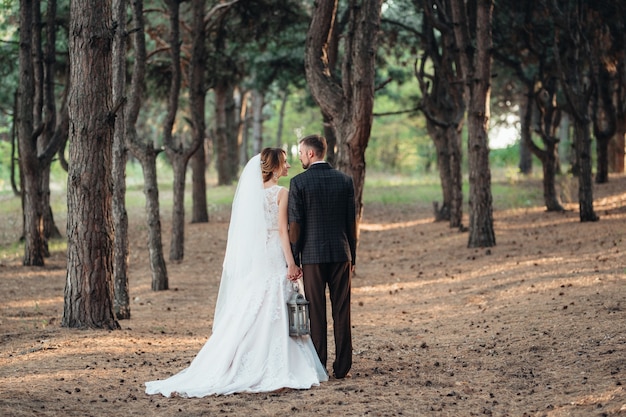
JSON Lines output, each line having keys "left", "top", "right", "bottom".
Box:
{"left": 287, "top": 264, "right": 302, "bottom": 282}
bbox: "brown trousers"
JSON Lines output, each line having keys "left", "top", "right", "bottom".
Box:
{"left": 302, "top": 262, "right": 352, "bottom": 378}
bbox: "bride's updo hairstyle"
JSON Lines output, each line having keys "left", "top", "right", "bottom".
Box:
{"left": 260, "top": 148, "right": 286, "bottom": 183}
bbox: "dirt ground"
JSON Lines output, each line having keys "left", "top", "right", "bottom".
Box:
{"left": 1, "top": 175, "right": 625, "bottom": 417}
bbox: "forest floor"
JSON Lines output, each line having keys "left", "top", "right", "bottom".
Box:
{"left": 0, "top": 174, "right": 625, "bottom": 417}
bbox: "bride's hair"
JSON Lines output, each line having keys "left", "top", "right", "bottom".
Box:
{"left": 260, "top": 148, "right": 286, "bottom": 183}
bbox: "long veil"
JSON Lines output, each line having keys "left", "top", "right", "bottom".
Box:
{"left": 212, "top": 154, "right": 270, "bottom": 331}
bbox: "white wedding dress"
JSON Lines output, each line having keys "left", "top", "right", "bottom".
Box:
{"left": 145, "top": 155, "right": 328, "bottom": 398}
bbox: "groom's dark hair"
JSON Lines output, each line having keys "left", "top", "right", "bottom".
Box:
{"left": 300, "top": 134, "right": 327, "bottom": 159}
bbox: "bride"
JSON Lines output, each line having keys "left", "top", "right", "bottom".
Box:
{"left": 145, "top": 148, "right": 328, "bottom": 397}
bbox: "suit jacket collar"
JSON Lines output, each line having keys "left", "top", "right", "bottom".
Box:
{"left": 309, "top": 161, "right": 331, "bottom": 170}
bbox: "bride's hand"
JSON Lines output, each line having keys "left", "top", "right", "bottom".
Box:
{"left": 287, "top": 264, "right": 301, "bottom": 281}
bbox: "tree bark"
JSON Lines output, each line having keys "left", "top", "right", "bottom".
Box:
{"left": 451, "top": 0, "right": 496, "bottom": 247}
{"left": 227, "top": 86, "right": 240, "bottom": 178}
{"left": 63, "top": 0, "right": 119, "bottom": 329}
{"left": 275, "top": 89, "right": 288, "bottom": 148}
{"left": 419, "top": 1, "right": 465, "bottom": 229}
{"left": 140, "top": 151, "right": 169, "bottom": 291}
{"left": 38, "top": 0, "right": 64, "bottom": 253}
{"left": 125, "top": 0, "right": 169, "bottom": 291}
{"left": 611, "top": 120, "right": 626, "bottom": 173}
{"left": 251, "top": 88, "right": 264, "bottom": 155}
{"left": 189, "top": 0, "right": 209, "bottom": 224}
{"left": 304, "top": 0, "right": 382, "bottom": 227}
{"left": 215, "top": 84, "right": 231, "bottom": 185}
{"left": 18, "top": 0, "right": 45, "bottom": 266}
{"left": 215, "top": 82, "right": 238, "bottom": 185}
{"left": 236, "top": 89, "right": 249, "bottom": 166}
{"left": 169, "top": 161, "right": 186, "bottom": 262}
{"left": 573, "top": 120, "right": 598, "bottom": 221}
{"left": 163, "top": 0, "right": 184, "bottom": 262}
{"left": 30, "top": 0, "right": 51, "bottom": 256}
{"left": 528, "top": 80, "right": 565, "bottom": 212}
{"left": 112, "top": 0, "right": 130, "bottom": 319}
{"left": 592, "top": 65, "right": 617, "bottom": 184}
{"left": 319, "top": 11, "right": 340, "bottom": 167}
{"left": 518, "top": 93, "right": 533, "bottom": 175}
{"left": 10, "top": 90, "right": 20, "bottom": 197}
{"left": 162, "top": 0, "right": 202, "bottom": 262}
{"left": 553, "top": 3, "right": 598, "bottom": 222}
{"left": 190, "top": 145, "right": 209, "bottom": 223}
{"left": 611, "top": 52, "right": 626, "bottom": 173}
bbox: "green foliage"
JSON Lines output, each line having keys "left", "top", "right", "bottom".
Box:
{"left": 363, "top": 173, "right": 443, "bottom": 205}
{"left": 0, "top": 149, "right": 551, "bottom": 260}
{"left": 0, "top": 0, "right": 19, "bottom": 116}
{"left": 0, "top": 140, "right": 14, "bottom": 193}
{"left": 368, "top": 66, "right": 432, "bottom": 174}
{"left": 263, "top": 88, "right": 324, "bottom": 148}
{"left": 489, "top": 143, "right": 521, "bottom": 168}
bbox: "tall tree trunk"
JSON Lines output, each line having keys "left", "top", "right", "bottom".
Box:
{"left": 611, "top": 52, "right": 626, "bottom": 173}
{"left": 592, "top": 66, "right": 617, "bottom": 184}
{"left": 189, "top": 0, "right": 208, "bottom": 224}
{"left": 451, "top": 0, "right": 496, "bottom": 247}
{"left": 112, "top": 0, "right": 130, "bottom": 319}
{"left": 32, "top": 0, "right": 43, "bottom": 133}
{"left": 595, "top": 135, "right": 610, "bottom": 183}
{"left": 251, "top": 88, "right": 264, "bottom": 155}
{"left": 22, "top": 0, "right": 66, "bottom": 261}
{"left": 31, "top": 0, "right": 65, "bottom": 256}
{"left": 63, "top": 0, "right": 119, "bottom": 329}
{"left": 446, "top": 126, "right": 463, "bottom": 228}
{"left": 304, "top": 0, "right": 382, "bottom": 228}
{"left": 275, "top": 89, "right": 288, "bottom": 148}
{"left": 322, "top": 113, "right": 337, "bottom": 166}
{"left": 162, "top": 0, "right": 202, "bottom": 262}
{"left": 125, "top": 0, "right": 169, "bottom": 291}
{"left": 528, "top": 80, "right": 565, "bottom": 212}
{"left": 215, "top": 83, "right": 233, "bottom": 184}
{"left": 320, "top": 12, "right": 340, "bottom": 167}
{"left": 539, "top": 147, "right": 563, "bottom": 212}
{"left": 11, "top": 90, "right": 20, "bottom": 197}
{"left": 163, "top": 0, "right": 184, "bottom": 262}
{"left": 32, "top": 0, "right": 50, "bottom": 256}
{"left": 40, "top": 0, "right": 62, "bottom": 248}
{"left": 423, "top": 119, "right": 463, "bottom": 228}
{"left": 573, "top": 120, "right": 598, "bottom": 221}
{"left": 142, "top": 153, "right": 169, "bottom": 291}
{"left": 418, "top": 1, "right": 465, "bottom": 229}
{"left": 18, "top": 0, "right": 45, "bottom": 266}
{"left": 430, "top": 126, "right": 452, "bottom": 222}
{"left": 190, "top": 146, "right": 208, "bottom": 223}
{"left": 553, "top": 3, "right": 598, "bottom": 222}
{"left": 227, "top": 86, "right": 239, "bottom": 178}
{"left": 236, "top": 89, "right": 249, "bottom": 166}
{"left": 518, "top": 92, "right": 533, "bottom": 175}
{"left": 169, "top": 161, "right": 186, "bottom": 262}
{"left": 611, "top": 119, "right": 626, "bottom": 173}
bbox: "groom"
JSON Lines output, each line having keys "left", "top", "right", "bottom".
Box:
{"left": 288, "top": 134, "right": 357, "bottom": 379}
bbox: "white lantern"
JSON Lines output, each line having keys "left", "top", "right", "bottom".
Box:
{"left": 287, "top": 284, "right": 310, "bottom": 336}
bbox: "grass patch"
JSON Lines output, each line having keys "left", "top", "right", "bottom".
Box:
{"left": 0, "top": 166, "right": 548, "bottom": 258}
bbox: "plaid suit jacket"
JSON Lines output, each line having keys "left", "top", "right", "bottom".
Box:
{"left": 288, "top": 162, "right": 357, "bottom": 266}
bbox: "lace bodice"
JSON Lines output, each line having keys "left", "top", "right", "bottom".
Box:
{"left": 264, "top": 185, "right": 282, "bottom": 233}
